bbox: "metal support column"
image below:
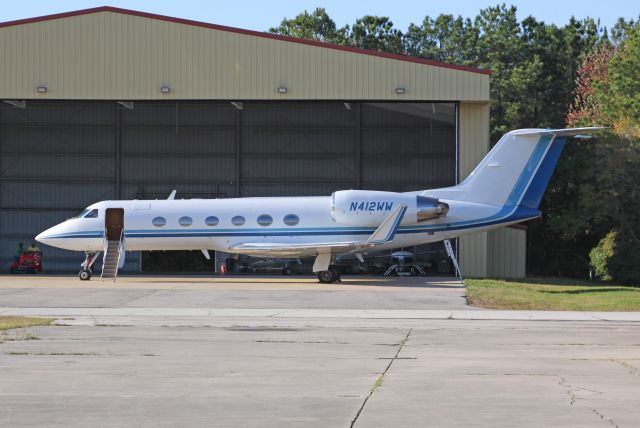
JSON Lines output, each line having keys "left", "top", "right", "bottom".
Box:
{"left": 235, "top": 108, "right": 241, "bottom": 197}
{"left": 356, "top": 103, "right": 362, "bottom": 189}
{"left": 0, "top": 106, "right": 3, "bottom": 211}
{"left": 115, "top": 103, "right": 121, "bottom": 199}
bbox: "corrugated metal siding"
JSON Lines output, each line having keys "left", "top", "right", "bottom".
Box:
{"left": 458, "top": 102, "right": 490, "bottom": 277}
{"left": 487, "top": 228, "right": 526, "bottom": 278}
{"left": 0, "top": 11, "right": 490, "bottom": 101}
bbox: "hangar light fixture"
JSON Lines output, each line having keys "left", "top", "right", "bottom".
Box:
{"left": 160, "top": 86, "right": 171, "bottom": 94}
{"left": 117, "top": 101, "right": 135, "bottom": 110}
{"left": 344, "top": 102, "right": 352, "bottom": 110}
{"left": 395, "top": 87, "right": 406, "bottom": 94}
{"left": 3, "top": 100, "right": 26, "bottom": 109}
{"left": 277, "top": 86, "right": 288, "bottom": 94}
{"left": 230, "top": 101, "right": 243, "bottom": 110}
{"left": 36, "top": 86, "right": 47, "bottom": 93}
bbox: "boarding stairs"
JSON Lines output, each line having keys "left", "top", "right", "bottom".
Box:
{"left": 444, "top": 239, "right": 464, "bottom": 283}
{"left": 101, "top": 229, "right": 124, "bottom": 281}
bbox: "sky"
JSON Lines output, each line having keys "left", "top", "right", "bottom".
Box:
{"left": 1, "top": 1, "right": 638, "bottom": 32}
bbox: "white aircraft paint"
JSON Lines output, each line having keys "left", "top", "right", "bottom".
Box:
{"left": 36, "top": 127, "right": 601, "bottom": 281}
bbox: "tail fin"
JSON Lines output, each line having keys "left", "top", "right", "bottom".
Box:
{"left": 453, "top": 127, "right": 602, "bottom": 209}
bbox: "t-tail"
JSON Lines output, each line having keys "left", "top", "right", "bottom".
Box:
{"left": 449, "top": 128, "right": 602, "bottom": 211}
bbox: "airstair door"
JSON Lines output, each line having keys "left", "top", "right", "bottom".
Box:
{"left": 105, "top": 208, "right": 124, "bottom": 241}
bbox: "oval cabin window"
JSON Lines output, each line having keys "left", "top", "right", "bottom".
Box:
{"left": 257, "top": 214, "right": 273, "bottom": 226}
{"left": 152, "top": 217, "right": 166, "bottom": 227}
{"left": 178, "top": 216, "right": 193, "bottom": 227}
{"left": 283, "top": 214, "right": 299, "bottom": 226}
{"left": 205, "top": 216, "right": 219, "bottom": 226}
{"left": 231, "top": 215, "right": 245, "bottom": 226}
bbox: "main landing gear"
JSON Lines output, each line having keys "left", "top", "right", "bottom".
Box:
{"left": 79, "top": 251, "right": 100, "bottom": 281}
{"left": 317, "top": 265, "right": 341, "bottom": 284}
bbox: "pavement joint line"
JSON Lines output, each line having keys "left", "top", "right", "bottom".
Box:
{"left": 2, "top": 308, "right": 640, "bottom": 322}
{"left": 350, "top": 328, "right": 412, "bottom": 428}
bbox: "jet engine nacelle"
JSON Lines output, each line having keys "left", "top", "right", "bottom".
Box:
{"left": 331, "top": 190, "right": 448, "bottom": 227}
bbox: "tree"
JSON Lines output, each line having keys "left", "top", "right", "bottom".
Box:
{"left": 269, "top": 8, "right": 348, "bottom": 44}
{"left": 404, "top": 15, "right": 478, "bottom": 65}
{"left": 348, "top": 16, "right": 404, "bottom": 54}
{"left": 530, "top": 31, "right": 640, "bottom": 282}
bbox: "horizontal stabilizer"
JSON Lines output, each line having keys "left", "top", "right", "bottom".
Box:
{"left": 510, "top": 127, "right": 605, "bottom": 137}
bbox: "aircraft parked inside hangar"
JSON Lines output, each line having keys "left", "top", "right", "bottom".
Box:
{"left": 36, "top": 127, "right": 601, "bottom": 283}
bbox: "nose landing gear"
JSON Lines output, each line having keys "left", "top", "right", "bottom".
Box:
{"left": 79, "top": 251, "right": 100, "bottom": 281}
{"left": 79, "top": 269, "right": 92, "bottom": 281}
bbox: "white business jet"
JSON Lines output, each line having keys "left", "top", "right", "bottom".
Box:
{"left": 36, "top": 127, "right": 601, "bottom": 283}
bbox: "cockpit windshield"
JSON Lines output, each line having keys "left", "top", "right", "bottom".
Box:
{"left": 73, "top": 209, "right": 90, "bottom": 219}
{"left": 73, "top": 209, "right": 98, "bottom": 219}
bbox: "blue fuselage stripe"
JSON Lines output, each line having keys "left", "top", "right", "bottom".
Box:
{"left": 44, "top": 135, "right": 560, "bottom": 242}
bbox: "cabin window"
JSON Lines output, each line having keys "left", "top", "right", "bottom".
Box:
{"left": 152, "top": 216, "right": 166, "bottom": 227}
{"left": 257, "top": 214, "right": 273, "bottom": 226}
{"left": 283, "top": 214, "right": 299, "bottom": 226}
{"left": 178, "top": 216, "right": 193, "bottom": 227}
{"left": 231, "top": 215, "right": 245, "bottom": 226}
{"left": 205, "top": 216, "right": 219, "bottom": 226}
{"left": 84, "top": 209, "right": 98, "bottom": 218}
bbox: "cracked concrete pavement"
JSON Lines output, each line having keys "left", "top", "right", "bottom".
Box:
{"left": 1, "top": 275, "right": 639, "bottom": 427}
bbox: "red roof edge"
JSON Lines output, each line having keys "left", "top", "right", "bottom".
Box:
{"left": 0, "top": 6, "right": 491, "bottom": 75}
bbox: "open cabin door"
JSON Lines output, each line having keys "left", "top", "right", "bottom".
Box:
{"left": 105, "top": 208, "right": 124, "bottom": 241}
{"left": 102, "top": 208, "right": 125, "bottom": 281}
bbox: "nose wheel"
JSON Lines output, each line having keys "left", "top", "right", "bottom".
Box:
{"left": 79, "top": 269, "right": 92, "bottom": 281}
{"left": 79, "top": 251, "right": 100, "bottom": 281}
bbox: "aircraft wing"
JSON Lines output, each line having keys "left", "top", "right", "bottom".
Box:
{"left": 228, "top": 205, "right": 408, "bottom": 256}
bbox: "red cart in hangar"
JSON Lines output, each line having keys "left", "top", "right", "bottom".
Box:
{"left": 10, "top": 251, "right": 43, "bottom": 274}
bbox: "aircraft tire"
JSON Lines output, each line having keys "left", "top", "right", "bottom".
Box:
{"left": 317, "top": 270, "right": 336, "bottom": 283}
{"left": 79, "top": 269, "right": 92, "bottom": 281}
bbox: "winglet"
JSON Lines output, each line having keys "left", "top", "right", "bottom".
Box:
{"left": 167, "top": 190, "right": 177, "bottom": 200}
{"left": 366, "top": 204, "right": 407, "bottom": 245}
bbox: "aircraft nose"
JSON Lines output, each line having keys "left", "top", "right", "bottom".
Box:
{"left": 35, "top": 228, "right": 51, "bottom": 244}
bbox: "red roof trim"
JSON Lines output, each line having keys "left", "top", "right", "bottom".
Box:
{"left": 0, "top": 6, "right": 491, "bottom": 75}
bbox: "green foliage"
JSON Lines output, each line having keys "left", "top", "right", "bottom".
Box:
{"left": 349, "top": 16, "right": 405, "bottom": 54}
{"left": 590, "top": 230, "right": 617, "bottom": 280}
{"left": 268, "top": 8, "right": 348, "bottom": 44}
{"left": 602, "top": 29, "right": 640, "bottom": 137}
{"left": 404, "top": 14, "right": 478, "bottom": 64}
{"left": 590, "top": 230, "right": 640, "bottom": 284}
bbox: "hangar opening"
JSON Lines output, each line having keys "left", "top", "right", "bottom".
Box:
{"left": 0, "top": 100, "right": 458, "bottom": 274}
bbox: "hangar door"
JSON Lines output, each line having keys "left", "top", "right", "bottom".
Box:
{"left": 0, "top": 101, "right": 457, "bottom": 274}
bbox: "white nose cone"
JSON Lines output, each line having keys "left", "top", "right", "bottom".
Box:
{"left": 35, "top": 231, "right": 46, "bottom": 244}
{"left": 34, "top": 223, "right": 72, "bottom": 250}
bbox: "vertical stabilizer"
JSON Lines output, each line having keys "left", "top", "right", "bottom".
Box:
{"left": 448, "top": 128, "right": 601, "bottom": 210}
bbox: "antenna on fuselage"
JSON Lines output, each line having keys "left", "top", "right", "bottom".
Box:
{"left": 167, "top": 190, "right": 177, "bottom": 200}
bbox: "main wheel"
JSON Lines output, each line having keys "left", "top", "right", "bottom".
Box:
{"left": 317, "top": 269, "right": 336, "bottom": 283}
{"left": 79, "top": 269, "right": 92, "bottom": 281}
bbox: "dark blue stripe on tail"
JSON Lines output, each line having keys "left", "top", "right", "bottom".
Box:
{"left": 518, "top": 137, "right": 567, "bottom": 209}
